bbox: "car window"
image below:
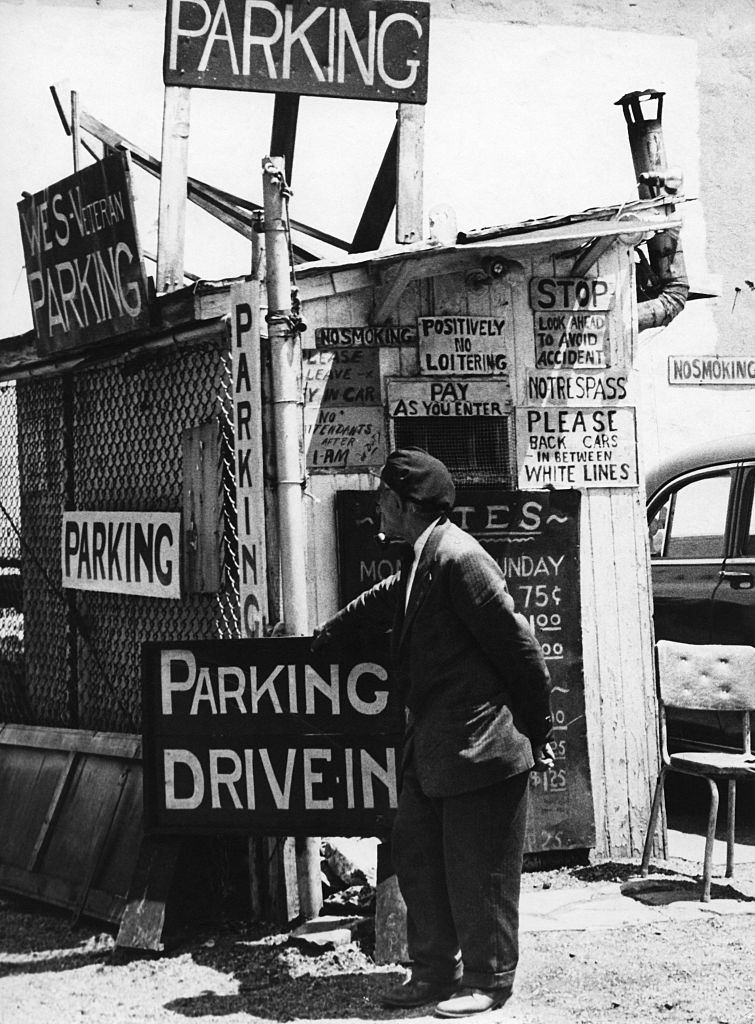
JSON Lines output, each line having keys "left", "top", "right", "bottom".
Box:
{"left": 651, "top": 471, "right": 732, "bottom": 559}
{"left": 742, "top": 470, "right": 755, "bottom": 557}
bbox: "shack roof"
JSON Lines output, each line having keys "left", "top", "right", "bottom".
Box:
{"left": 0, "top": 195, "right": 712, "bottom": 383}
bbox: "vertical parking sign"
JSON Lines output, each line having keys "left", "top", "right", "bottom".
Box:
{"left": 231, "top": 280, "right": 268, "bottom": 636}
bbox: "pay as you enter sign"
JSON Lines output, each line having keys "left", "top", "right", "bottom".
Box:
{"left": 142, "top": 637, "right": 402, "bottom": 837}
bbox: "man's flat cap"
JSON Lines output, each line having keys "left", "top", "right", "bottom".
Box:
{"left": 381, "top": 447, "right": 455, "bottom": 511}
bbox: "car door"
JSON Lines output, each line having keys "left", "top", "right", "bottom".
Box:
{"left": 713, "top": 460, "right": 755, "bottom": 645}
{"left": 648, "top": 464, "right": 737, "bottom": 644}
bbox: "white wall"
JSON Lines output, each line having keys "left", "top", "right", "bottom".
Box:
{"left": 1, "top": 0, "right": 751, "bottom": 464}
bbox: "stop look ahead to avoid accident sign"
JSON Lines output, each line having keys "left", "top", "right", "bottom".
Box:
{"left": 164, "top": 0, "right": 430, "bottom": 103}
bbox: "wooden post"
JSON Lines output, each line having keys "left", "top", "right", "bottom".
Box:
{"left": 61, "top": 374, "right": 78, "bottom": 727}
{"left": 156, "top": 85, "right": 190, "bottom": 293}
{"left": 71, "top": 91, "right": 81, "bottom": 173}
{"left": 396, "top": 103, "right": 425, "bottom": 244}
{"left": 373, "top": 101, "right": 425, "bottom": 960}
{"left": 256, "top": 212, "right": 283, "bottom": 631}
{"left": 262, "top": 157, "right": 322, "bottom": 922}
{"left": 270, "top": 94, "right": 300, "bottom": 185}
{"left": 350, "top": 126, "right": 398, "bottom": 253}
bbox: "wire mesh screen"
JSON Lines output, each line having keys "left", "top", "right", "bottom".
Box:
{"left": 15, "top": 338, "right": 241, "bottom": 733}
{"left": 392, "top": 415, "right": 516, "bottom": 488}
{"left": 0, "top": 382, "right": 26, "bottom": 722}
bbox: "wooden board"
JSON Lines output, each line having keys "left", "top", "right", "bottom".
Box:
{"left": 0, "top": 725, "right": 146, "bottom": 925}
{"left": 142, "top": 637, "right": 404, "bottom": 837}
{"left": 17, "top": 153, "right": 149, "bottom": 355}
{"left": 163, "top": 0, "right": 431, "bottom": 104}
{"left": 417, "top": 314, "right": 512, "bottom": 377}
{"left": 516, "top": 407, "right": 639, "bottom": 489}
{"left": 304, "top": 348, "right": 386, "bottom": 472}
{"left": 182, "top": 421, "right": 224, "bottom": 594}
{"left": 230, "top": 281, "right": 268, "bottom": 633}
{"left": 300, "top": 239, "right": 661, "bottom": 859}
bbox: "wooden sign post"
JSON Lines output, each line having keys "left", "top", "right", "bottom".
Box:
{"left": 153, "top": 0, "right": 432, "bottom": 928}
{"left": 156, "top": 85, "right": 191, "bottom": 293}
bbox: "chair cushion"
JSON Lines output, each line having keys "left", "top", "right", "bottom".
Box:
{"left": 670, "top": 751, "right": 755, "bottom": 777}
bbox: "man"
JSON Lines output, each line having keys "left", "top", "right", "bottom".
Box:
{"left": 313, "top": 448, "right": 554, "bottom": 1017}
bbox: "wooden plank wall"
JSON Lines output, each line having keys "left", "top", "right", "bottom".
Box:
{"left": 0, "top": 725, "right": 144, "bottom": 922}
{"left": 507, "top": 240, "right": 659, "bottom": 858}
{"left": 300, "top": 243, "right": 660, "bottom": 858}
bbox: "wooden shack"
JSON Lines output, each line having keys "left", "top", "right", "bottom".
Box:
{"left": 0, "top": 188, "right": 681, "bottom": 945}
{"left": 292, "top": 198, "right": 680, "bottom": 859}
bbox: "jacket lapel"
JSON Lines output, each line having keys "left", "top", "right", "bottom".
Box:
{"left": 399, "top": 518, "right": 448, "bottom": 646}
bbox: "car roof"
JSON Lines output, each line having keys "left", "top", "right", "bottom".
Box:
{"left": 646, "top": 432, "right": 755, "bottom": 503}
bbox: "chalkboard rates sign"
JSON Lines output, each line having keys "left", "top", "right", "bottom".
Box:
{"left": 17, "top": 153, "right": 149, "bottom": 355}
{"left": 335, "top": 488, "right": 595, "bottom": 853}
{"left": 164, "top": 0, "right": 430, "bottom": 104}
{"left": 142, "top": 637, "right": 403, "bottom": 836}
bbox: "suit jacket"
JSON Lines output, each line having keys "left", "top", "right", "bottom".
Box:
{"left": 324, "top": 518, "right": 552, "bottom": 798}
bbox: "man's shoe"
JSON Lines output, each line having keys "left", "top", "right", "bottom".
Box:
{"left": 435, "top": 986, "right": 512, "bottom": 1017}
{"left": 382, "top": 977, "right": 459, "bottom": 1008}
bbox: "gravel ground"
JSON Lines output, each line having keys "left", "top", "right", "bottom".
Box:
{"left": 2, "top": 858, "right": 755, "bottom": 1024}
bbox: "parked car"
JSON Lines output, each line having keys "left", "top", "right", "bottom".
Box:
{"left": 646, "top": 432, "right": 755, "bottom": 749}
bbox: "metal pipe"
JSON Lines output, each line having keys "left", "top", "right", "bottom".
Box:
{"left": 262, "top": 156, "right": 322, "bottom": 922}
{"left": 262, "top": 157, "right": 308, "bottom": 637}
{"left": 616, "top": 90, "right": 689, "bottom": 331}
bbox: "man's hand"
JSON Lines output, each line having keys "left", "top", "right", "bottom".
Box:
{"left": 311, "top": 624, "right": 333, "bottom": 653}
{"left": 532, "top": 742, "right": 556, "bottom": 771}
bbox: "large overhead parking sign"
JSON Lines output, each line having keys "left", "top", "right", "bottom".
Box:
{"left": 164, "top": 0, "right": 431, "bottom": 103}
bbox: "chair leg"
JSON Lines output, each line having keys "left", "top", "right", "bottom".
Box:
{"left": 701, "top": 778, "right": 719, "bottom": 903}
{"left": 641, "top": 767, "right": 667, "bottom": 876}
{"left": 726, "top": 779, "right": 736, "bottom": 879}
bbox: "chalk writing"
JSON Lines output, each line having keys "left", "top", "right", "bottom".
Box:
{"left": 335, "top": 489, "right": 595, "bottom": 851}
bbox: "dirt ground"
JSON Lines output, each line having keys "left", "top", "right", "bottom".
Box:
{"left": 2, "top": 857, "right": 754, "bottom": 1024}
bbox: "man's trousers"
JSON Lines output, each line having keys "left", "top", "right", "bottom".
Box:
{"left": 391, "top": 761, "right": 530, "bottom": 991}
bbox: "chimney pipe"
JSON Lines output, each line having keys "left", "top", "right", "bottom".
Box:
{"left": 616, "top": 89, "right": 689, "bottom": 331}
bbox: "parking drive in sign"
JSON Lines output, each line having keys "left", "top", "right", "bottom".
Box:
{"left": 142, "top": 637, "right": 403, "bottom": 837}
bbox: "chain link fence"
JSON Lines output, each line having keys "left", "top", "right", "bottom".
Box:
{"left": 4, "top": 335, "right": 241, "bottom": 733}
{"left": 0, "top": 382, "right": 26, "bottom": 723}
